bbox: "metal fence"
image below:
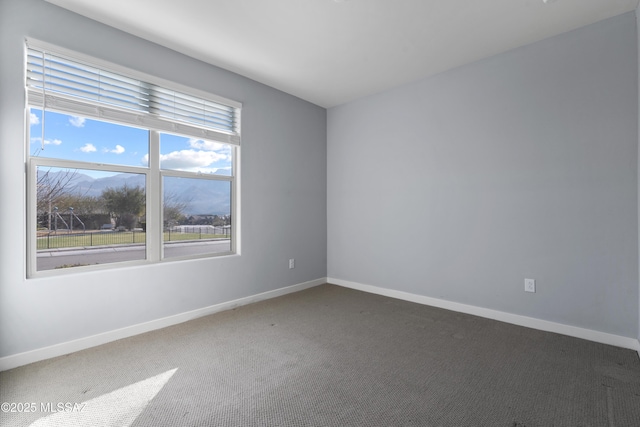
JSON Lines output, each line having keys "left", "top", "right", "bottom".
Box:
{"left": 169, "top": 225, "right": 230, "bottom": 236}
{"left": 37, "top": 228, "right": 230, "bottom": 250}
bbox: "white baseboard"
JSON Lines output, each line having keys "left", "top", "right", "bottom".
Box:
{"left": 329, "top": 277, "right": 640, "bottom": 356}
{"left": 0, "top": 277, "right": 327, "bottom": 372}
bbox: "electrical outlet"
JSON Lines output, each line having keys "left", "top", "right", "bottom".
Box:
{"left": 289, "top": 259, "right": 295, "bottom": 269}
{"left": 524, "top": 278, "right": 536, "bottom": 293}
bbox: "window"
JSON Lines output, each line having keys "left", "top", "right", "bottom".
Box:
{"left": 26, "top": 40, "right": 241, "bottom": 276}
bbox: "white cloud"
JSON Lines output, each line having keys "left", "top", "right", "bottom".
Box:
{"left": 30, "top": 137, "right": 63, "bottom": 146}
{"left": 110, "top": 145, "right": 125, "bottom": 154}
{"left": 159, "top": 149, "right": 229, "bottom": 171}
{"left": 69, "top": 116, "right": 86, "bottom": 127}
{"left": 80, "top": 143, "right": 97, "bottom": 153}
{"left": 188, "top": 138, "right": 230, "bottom": 153}
{"left": 30, "top": 113, "right": 40, "bottom": 126}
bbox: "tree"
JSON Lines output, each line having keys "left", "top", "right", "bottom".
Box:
{"left": 37, "top": 168, "right": 78, "bottom": 230}
{"left": 55, "top": 194, "right": 109, "bottom": 230}
{"left": 163, "top": 191, "right": 190, "bottom": 227}
{"left": 101, "top": 184, "right": 145, "bottom": 230}
{"left": 55, "top": 194, "right": 105, "bottom": 216}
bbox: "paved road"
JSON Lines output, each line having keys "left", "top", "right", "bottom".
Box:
{"left": 37, "top": 240, "right": 231, "bottom": 271}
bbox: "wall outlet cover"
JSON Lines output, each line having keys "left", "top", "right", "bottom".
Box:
{"left": 525, "top": 278, "right": 536, "bottom": 293}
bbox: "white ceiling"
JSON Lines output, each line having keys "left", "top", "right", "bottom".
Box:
{"left": 46, "top": 0, "right": 639, "bottom": 108}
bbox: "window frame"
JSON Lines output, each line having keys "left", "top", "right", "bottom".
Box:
{"left": 25, "top": 39, "right": 241, "bottom": 278}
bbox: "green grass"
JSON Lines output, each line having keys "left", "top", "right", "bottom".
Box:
{"left": 37, "top": 231, "right": 229, "bottom": 250}
{"left": 55, "top": 263, "right": 91, "bottom": 269}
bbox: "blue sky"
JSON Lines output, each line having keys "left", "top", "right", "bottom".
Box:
{"left": 29, "top": 109, "right": 233, "bottom": 178}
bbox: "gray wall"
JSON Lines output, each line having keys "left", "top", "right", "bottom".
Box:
{"left": 328, "top": 12, "right": 639, "bottom": 338}
{"left": 637, "top": 5, "right": 640, "bottom": 344}
{"left": 0, "top": 0, "right": 327, "bottom": 358}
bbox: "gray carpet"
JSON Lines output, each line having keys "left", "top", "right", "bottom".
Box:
{"left": 1, "top": 284, "right": 639, "bottom": 426}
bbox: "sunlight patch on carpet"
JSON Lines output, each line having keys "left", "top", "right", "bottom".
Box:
{"left": 29, "top": 369, "right": 177, "bottom": 427}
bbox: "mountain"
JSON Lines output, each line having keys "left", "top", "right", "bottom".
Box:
{"left": 37, "top": 169, "right": 230, "bottom": 215}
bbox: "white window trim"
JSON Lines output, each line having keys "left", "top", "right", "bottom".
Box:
{"left": 25, "top": 40, "right": 242, "bottom": 278}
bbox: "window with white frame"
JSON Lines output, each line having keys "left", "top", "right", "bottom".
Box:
{"left": 25, "top": 40, "right": 241, "bottom": 276}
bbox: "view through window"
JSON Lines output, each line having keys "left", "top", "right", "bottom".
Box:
{"left": 27, "top": 42, "right": 240, "bottom": 275}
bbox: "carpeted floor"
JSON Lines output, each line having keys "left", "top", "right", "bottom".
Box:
{"left": 1, "top": 284, "right": 639, "bottom": 426}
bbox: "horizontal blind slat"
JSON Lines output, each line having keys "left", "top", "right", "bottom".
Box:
{"left": 152, "top": 87, "right": 234, "bottom": 113}
{"left": 160, "top": 112, "right": 235, "bottom": 131}
{"left": 41, "top": 73, "right": 147, "bottom": 106}
{"left": 149, "top": 94, "right": 234, "bottom": 116}
{"left": 148, "top": 99, "right": 235, "bottom": 125}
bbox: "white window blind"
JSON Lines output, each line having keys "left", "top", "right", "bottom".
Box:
{"left": 26, "top": 44, "right": 241, "bottom": 145}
